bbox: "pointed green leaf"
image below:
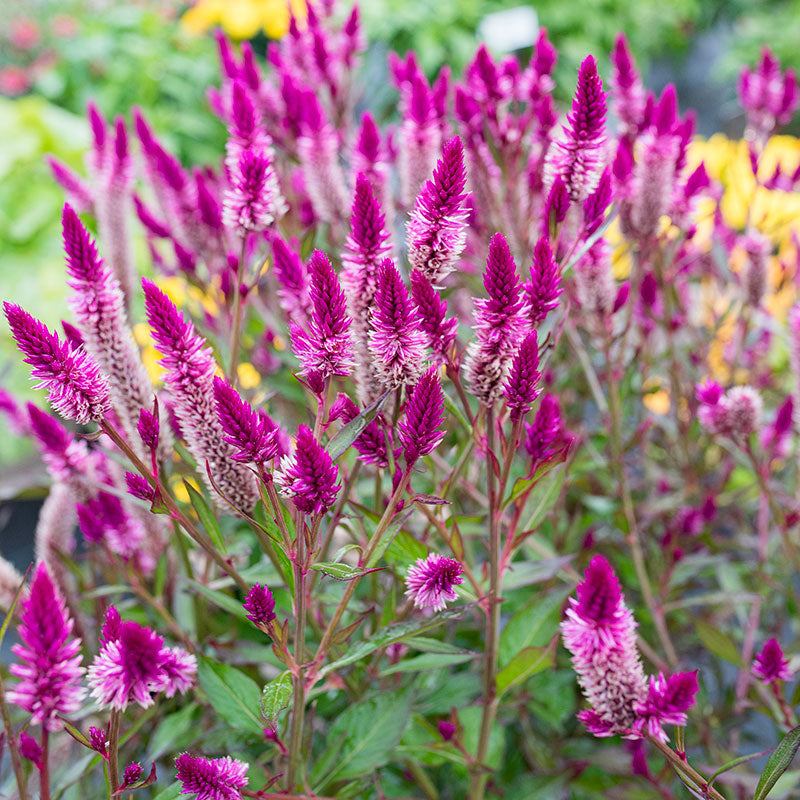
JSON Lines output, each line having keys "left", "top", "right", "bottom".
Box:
{"left": 196, "top": 657, "right": 263, "bottom": 734}
{"left": 754, "top": 726, "right": 800, "bottom": 800}
{"left": 380, "top": 651, "right": 475, "bottom": 676}
{"left": 695, "top": 620, "right": 743, "bottom": 667}
{"left": 327, "top": 390, "right": 391, "bottom": 460}
{"left": 185, "top": 481, "right": 226, "bottom": 555}
{"left": 260, "top": 671, "right": 293, "bottom": 727}
{"left": 496, "top": 642, "right": 556, "bottom": 695}
{"left": 311, "top": 562, "right": 384, "bottom": 581}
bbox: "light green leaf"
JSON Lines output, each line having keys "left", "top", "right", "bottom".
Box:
{"left": 185, "top": 481, "right": 226, "bottom": 555}
{"left": 518, "top": 465, "right": 567, "bottom": 528}
{"left": 260, "top": 671, "right": 292, "bottom": 727}
{"left": 185, "top": 579, "right": 249, "bottom": 622}
{"left": 197, "top": 657, "right": 263, "bottom": 734}
{"left": 327, "top": 390, "right": 391, "bottom": 460}
{"left": 499, "top": 588, "right": 570, "bottom": 668}
{"left": 754, "top": 726, "right": 800, "bottom": 800}
{"left": 403, "top": 636, "right": 469, "bottom": 655}
{"left": 695, "top": 620, "right": 743, "bottom": 667}
{"left": 148, "top": 703, "right": 199, "bottom": 760}
{"left": 496, "top": 643, "right": 556, "bottom": 695}
{"left": 311, "top": 562, "right": 382, "bottom": 581}
{"left": 380, "top": 651, "right": 475, "bottom": 676}
{"left": 365, "top": 509, "right": 414, "bottom": 568}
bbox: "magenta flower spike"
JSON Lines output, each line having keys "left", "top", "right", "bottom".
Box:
{"left": 342, "top": 173, "right": 393, "bottom": 404}
{"left": 503, "top": 331, "right": 541, "bottom": 420}
{"left": 574, "top": 240, "right": 616, "bottom": 318}
{"left": 369, "top": 259, "right": 428, "bottom": 391}
{"left": 398, "top": 73, "right": 442, "bottom": 206}
{"left": 738, "top": 47, "right": 799, "bottom": 137}
{"left": 610, "top": 34, "right": 646, "bottom": 137}
{"left": 4, "top": 301, "right": 111, "bottom": 424}
{"left": 697, "top": 382, "right": 763, "bottom": 439}
{"left": 633, "top": 671, "right": 699, "bottom": 742}
{"left": 46, "top": 155, "right": 94, "bottom": 214}
{"left": 143, "top": 278, "right": 259, "bottom": 512}
{"left": 212, "top": 376, "right": 278, "bottom": 465}
{"left": 290, "top": 249, "right": 354, "bottom": 380}
{"left": 278, "top": 425, "right": 340, "bottom": 514}
{"left": 63, "top": 204, "right": 165, "bottom": 455}
{"left": 406, "top": 135, "right": 469, "bottom": 284}
{"left": 523, "top": 238, "right": 563, "bottom": 326}
{"left": 272, "top": 235, "right": 313, "bottom": 325}
{"left": 175, "top": 753, "right": 249, "bottom": 800}
{"left": 328, "top": 393, "right": 389, "bottom": 467}
{"left": 126, "top": 472, "right": 155, "bottom": 503}
{"left": 464, "top": 233, "right": 527, "bottom": 406}
{"left": 410, "top": 269, "right": 458, "bottom": 361}
{"left": 8, "top": 563, "right": 85, "bottom": 730}
{"left": 405, "top": 553, "right": 463, "bottom": 611}
{"left": 524, "top": 393, "right": 569, "bottom": 466}
{"left": 19, "top": 732, "right": 43, "bottom": 767}
{"left": 398, "top": 366, "right": 446, "bottom": 466}
{"left": 243, "top": 583, "right": 277, "bottom": 625}
{"left": 352, "top": 111, "right": 393, "bottom": 220}
{"left": 561, "top": 555, "right": 647, "bottom": 737}
{"left": 546, "top": 55, "right": 607, "bottom": 202}
{"left": 223, "top": 149, "right": 279, "bottom": 234}
{"left": 753, "top": 638, "right": 793, "bottom": 684}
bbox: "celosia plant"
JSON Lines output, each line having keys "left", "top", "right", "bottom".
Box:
{"left": 2, "top": 7, "right": 800, "bottom": 800}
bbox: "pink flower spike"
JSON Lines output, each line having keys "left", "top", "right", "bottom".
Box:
{"left": 4, "top": 301, "right": 110, "bottom": 425}
{"left": 278, "top": 425, "right": 340, "bottom": 515}
{"left": 243, "top": 583, "right": 276, "bottom": 625}
{"left": 753, "top": 639, "right": 793, "bottom": 684}
{"left": 524, "top": 238, "right": 563, "bottom": 326}
{"left": 405, "top": 553, "right": 463, "bottom": 612}
{"left": 8, "top": 564, "right": 85, "bottom": 730}
{"left": 175, "top": 753, "right": 249, "bottom": 800}
{"left": 398, "top": 366, "right": 446, "bottom": 466}
{"left": 503, "top": 331, "right": 541, "bottom": 420}
{"left": 410, "top": 269, "right": 458, "bottom": 361}
{"left": 634, "top": 671, "right": 699, "bottom": 742}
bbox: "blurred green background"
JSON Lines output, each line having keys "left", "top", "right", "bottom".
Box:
{"left": 0, "top": 0, "right": 797, "bottom": 469}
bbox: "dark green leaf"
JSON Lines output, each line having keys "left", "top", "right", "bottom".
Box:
{"left": 327, "top": 390, "right": 391, "bottom": 460}
{"left": 695, "top": 620, "right": 743, "bottom": 667}
{"left": 196, "top": 657, "right": 263, "bottom": 734}
{"left": 185, "top": 579, "right": 249, "bottom": 622}
{"left": 185, "top": 481, "right": 226, "bottom": 555}
{"left": 517, "top": 465, "right": 567, "bottom": 526}
{"left": 366, "top": 509, "right": 414, "bottom": 568}
{"left": 754, "top": 726, "right": 800, "bottom": 800}
{"left": 260, "top": 671, "right": 292, "bottom": 727}
{"left": 496, "top": 643, "right": 556, "bottom": 695}
{"left": 499, "top": 588, "right": 570, "bottom": 667}
{"left": 380, "top": 651, "right": 475, "bottom": 676}
{"left": 148, "top": 703, "right": 199, "bottom": 760}
{"left": 311, "top": 562, "right": 384, "bottom": 581}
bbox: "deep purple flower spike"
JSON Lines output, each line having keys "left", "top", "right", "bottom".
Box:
{"left": 503, "top": 331, "right": 541, "bottom": 420}
{"left": 410, "top": 269, "right": 458, "bottom": 361}
{"left": 753, "top": 639, "right": 793, "bottom": 684}
{"left": 634, "top": 671, "right": 699, "bottom": 742}
{"left": 213, "top": 377, "right": 279, "bottom": 465}
{"left": 398, "top": 366, "right": 446, "bottom": 465}
{"left": 405, "top": 553, "right": 463, "bottom": 611}
{"left": 175, "top": 753, "right": 249, "bottom": 800}
{"left": 243, "top": 583, "right": 277, "bottom": 626}
{"left": 524, "top": 238, "right": 563, "bottom": 326}
{"left": 278, "top": 425, "right": 340, "bottom": 514}
{"left": 610, "top": 34, "right": 645, "bottom": 137}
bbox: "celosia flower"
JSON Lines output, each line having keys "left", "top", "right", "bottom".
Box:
{"left": 87, "top": 608, "right": 195, "bottom": 710}
{"left": 175, "top": 753, "right": 249, "bottom": 800}
{"left": 290, "top": 249, "right": 354, "bottom": 379}
{"left": 405, "top": 553, "right": 463, "bottom": 612}
{"left": 126, "top": 472, "right": 155, "bottom": 503}
{"left": 47, "top": 155, "right": 93, "bottom": 214}
{"left": 121, "top": 762, "right": 143, "bottom": 788}
{"left": 546, "top": 55, "right": 607, "bottom": 202}
{"left": 342, "top": 174, "right": 393, "bottom": 405}
{"left": 397, "top": 367, "right": 446, "bottom": 465}
{"left": 34, "top": 483, "right": 79, "bottom": 595}
{"left": 143, "top": 278, "right": 259, "bottom": 512}
{"left": 328, "top": 393, "right": 389, "bottom": 467}
{"left": 438, "top": 720, "right": 457, "bottom": 741}
{"left": 633, "top": 671, "right": 699, "bottom": 742}
{"left": 19, "top": 732, "right": 43, "bottom": 767}
{"left": 523, "top": 238, "right": 563, "bottom": 326}
{"left": 574, "top": 241, "right": 616, "bottom": 318}
{"left": 503, "top": 331, "right": 541, "bottom": 420}
{"left": 561, "top": 555, "right": 647, "bottom": 737}
{"left": 410, "top": 269, "right": 458, "bottom": 361}
{"left": 697, "top": 382, "right": 762, "bottom": 438}
{"left": 524, "top": 394, "right": 569, "bottom": 465}
{"left": 610, "top": 34, "right": 646, "bottom": 138}
{"left": 89, "top": 726, "right": 108, "bottom": 757}
{"left": 352, "top": 111, "right": 392, "bottom": 220}
{"left": 138, "top": 407, "right": 159, "bottom": 451}
{"left": 398, "top": 74, "right": 442, "bottom": 206}
{"left": 369, "top": 260, "right": 428, "bottom": 391}
{"left": 223, "top": 149, "right": 279, "bottom": 234}
{"left": 464, "top": 233, "right": 527, "bottom": 406}
{"left": 544, "top": 175, "right": 570, "bottom": 234}
{"left": 243, "top": 583, "right": 276, "bottom": 625}
{"left": 278, "top": 425, "right": 340, "bottom": 514}
{"left": 738, "top": 47, "right": 799, "bottom": 137}
{"left": 753, "top": 639, "right": 793, "bottom": 684}
{"left": 272, "top": 235, "right": 312, "bottom": 325}
{"left": 4, "top": 301, "right": 111, "bottom": 424}
{"left": 212, "top": 377, "right": 278, "bottom": 465}
{"left": 740, "top": 230, "right": 771, "bottom": 308}
{"left": 8, "top": 563, "right": 85, "bottom": 730}
{"left": 761, "top": 396, "right": 793, "bottom": 459}
{"left": 406, "top": 135, "right": 469, "bottom": 284}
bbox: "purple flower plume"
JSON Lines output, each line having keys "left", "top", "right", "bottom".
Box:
{"left": 464, "top": 233, "right": 527, "bottom": 406}
{"left": 610, "top": 34, "right": 646, "bottom": 137}
{"left": 290, "top": 249, "right": 354, "bottom": 380}
{"left": 143, "top": 278, "right": 259, "bottom": 511}
{"left": 561, "top": 555, "right": 647, "bottom": 737}
{"left": 223, "top": 149, "right": 279, "bottom": 235}
{"left": 524, "top": 393, "right": 570, "bottom": 466}
{"left": 547, "top": 55, "right": 607, "bottom": 202}
{"left": 753, "top": 638, "right": 793, "bottom": 684}
{"left": 370, "top": 260, "right": 428, "bottom": 391}
{"left": 503, "top": 331, "right": 541, "bottom": 420}
{"left": 278, "top": 425, "right": 340, "bottom": 515}
{"left": 328, "top": 393, "right": 389, "bottom": 467}
{"left": 63, "top": 204, "right": 165, "bottom": 454}
{"left": 405, "top": 553, "right": 463, "bottom": 612}
{"left": 8, "top": 563, "right": 85, "bottom": 730}
{"left": 633, "top": 671, "right": 699, "bottom": 742}
{"left": 342, "top": 174, "right": 393, "bottom": 404}
{"left": 739, "top": 47, "right": 799, "bottom": 137}
{"left": 410, "top": 269, "right": 458, "bottom": 361}
{"left": 398, "top": 73, "right": 442, "bottom": 206}
{"left": 272, "top": 235, "right": 312, "bottom": 325}
{"left": 126, "top": 472, "right": 155, "bottom": 503}
{"left": 524, "top": 238, "right": 563, "bottom": 326}
{"left": 175, "top": 753, "right": 249, "bottom": 800}
{"left": 4, "top": 301, "right": 110, "bottom": 424}
{"left": 406, "top": 135, "right": 469, "bottom": 284}
{"left": 243, "top": 583, "right": 276, "bottom": 625}
{"left": 212, "top": 377, "right": 278, "bottom": 465}
{"left": 398, "top": 366, "right": 446, "bottom": 465}
{"left": 46, "top": 155, "right": 93, "bottom": 213}
{"left": 87, "top": 607, "right": 196, "bottom": 710}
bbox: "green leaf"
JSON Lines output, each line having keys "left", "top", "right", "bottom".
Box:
{"left": 260, "top": 671, "right": 292, "bottom": 727}
{"left": 0, "top": 563, "right": 31, "bottom": 649}
{"left": 196, "top": 657, "right": 263, "bottom": 734}
{"left": 185, "top": 579, "right": 249, "bottom": 622}
{"left": 327, "top": 389, "right": 391, "bottom": 460}
{"left": 150, "top": 783, "right": 183, "bottom": 800}
{"left": 499, "top": 588, "right": 570, "bottom": 668}
{"left": 496, "top": 643, "right": 556, "bottom": 695}
{"left": 706, "top": 748, "right": 773, "bottom": 785}
{"left": 695, "top": 620, "right": 743, "bottom": 667}
{"left": 754, "top": 726, "right": 800, "bottom": 800}
{"left": 311, "top": 562, "right": 383, "bottom": 581}
{"left": 403, "top": 636, "right": 469, "bottom": 655}
{"left": 518, "top": 465, "right": 567, "bottom": 528}
{"left": 501, "top": 556, "right": 574, "bottom": 591}
{"left": 313, "top": 688, "right": 413, "bottom": 786}
{"left": 319, "top": 606, "right": 469, "bottom": 678}
{"left": 148, "top": 703, "right": 199, "bottom": 760}
{"left": 380, "top": 651, "right": 475, "bottom": 676}
{"left": 384, "top": 529, "right": 428, "bottom": 567}
{"left": 365, "top": 509, "right": 414, "bottom": 568}
{"left": 185, "top": 481, "right": 226, "bottom": 555}
{"left": 441, "top": 388, "right": 471, "bottom": 431}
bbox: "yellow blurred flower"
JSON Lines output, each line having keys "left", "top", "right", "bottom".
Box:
{"left": 237, "top": 362, "right": 261, "bottom": 389}
{"left": 182, "top": 0, "right": 306, "bottom": 40}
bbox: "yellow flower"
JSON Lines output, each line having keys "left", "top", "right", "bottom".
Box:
{"left": 237, "top": 362, "right": 261, "bottom": 389}
{"left": 182, "top": 0, "right": 306, "bottom": 40}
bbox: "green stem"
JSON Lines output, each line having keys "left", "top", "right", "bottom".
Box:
{"left": 287, "top": 515, "right": 308, "bottom": 789}
{"left": 470, "top": 405, "right": 501, "bottom": 800}
{"left": 645, "top": 733, "right": 728, "bottom": 800}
